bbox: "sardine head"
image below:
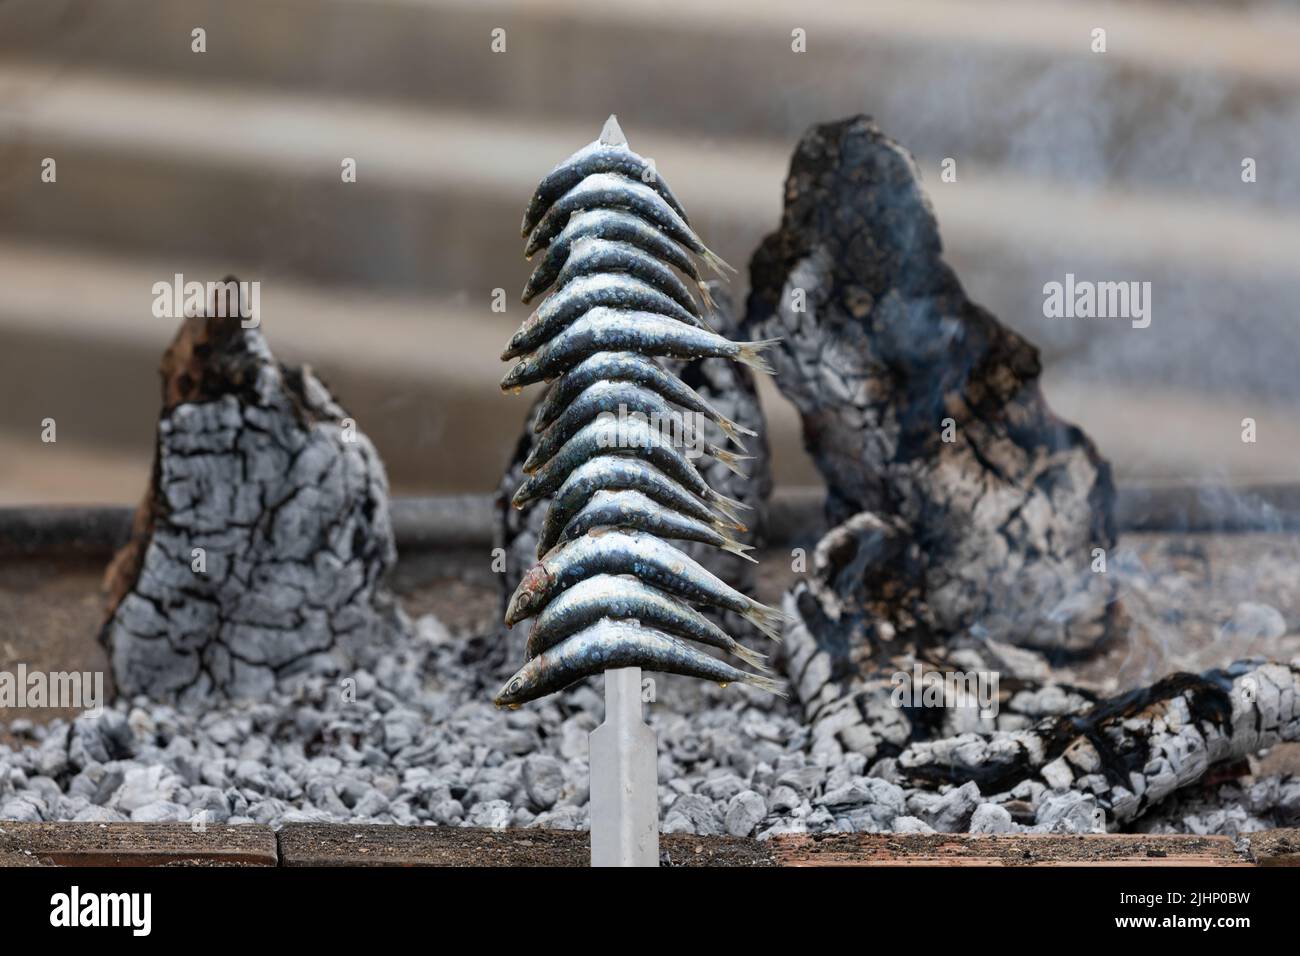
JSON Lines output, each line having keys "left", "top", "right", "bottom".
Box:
{"left": 500, "top": 361, "right": 530, "bottom": 392}
{"left": 520, "top": 445, "right": 542, "bottom": 474}
{"left": 504, "top": 564, "right": 552, "bottom": 626}
{"left": 511, "top": 477, "right": 537, "bottom": 509}
{"left": 494, "top": 662, "right": 539, "bottom": 708}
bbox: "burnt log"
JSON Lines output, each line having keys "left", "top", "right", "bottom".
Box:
{"left": 743, "top": 116, "right": 1119, "bottom": 658}
{"left": 784, "top": 535, "right": 1300, "bottom": 825}
{"left": 893, "top": 659, "right": 1300, "bottom": 827}
{"left": 101, "top": 283, "right": 402, "bottom": 703}
{"left": 780, "top": 522, "right": 1098, "bottom": 765}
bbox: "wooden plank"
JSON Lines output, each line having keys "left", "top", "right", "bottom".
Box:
{"left": 277, "top": 824, "right": 773, "bottom": 867}
{"left": 0, "top": 822, "right": 278, "bottom": 867}
{"left": 2, "top": 823, "right": 1290, "bottom": 866}
{"left": 768, "top": 833, "right": 1248, "bottom": 867}
{"left": 1244, "top": 828, "right": 1300, "bottom": 866}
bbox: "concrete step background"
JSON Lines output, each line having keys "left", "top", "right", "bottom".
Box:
{"left": 4, "top": 0, "right": 1297, "bottom": 204}
{"left": 0, "top": 0, "right": 1296, "bottom": 503}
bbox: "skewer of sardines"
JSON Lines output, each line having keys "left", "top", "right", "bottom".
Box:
{"left": 495, "top": 115, "right": 786, "bottom": 708}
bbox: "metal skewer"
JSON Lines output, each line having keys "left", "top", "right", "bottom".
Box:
{"left": 583, "top": 116, "right": 659, "bottom": 868}
{"left": 589, "top": 665, "right": 659, "bottom": 867}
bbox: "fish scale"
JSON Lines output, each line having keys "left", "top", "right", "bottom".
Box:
{"left": 495, "top": 117, "right": 786, "bottom": 707}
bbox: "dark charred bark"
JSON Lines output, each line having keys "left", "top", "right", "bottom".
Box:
{"left": 783, "top": 540, "right": 1300, "bottom": 825}
{"left": 743, "top": 116, "right": 1119, "bottom": 659}
{"left": 893, "top": 659, "right": 1300, "bottom": 826}
{"left": 741, "top": 118, "right": 1299, "bottom": 825}
{"left": 101, "top": 282, "right": 402, "bottom": 703}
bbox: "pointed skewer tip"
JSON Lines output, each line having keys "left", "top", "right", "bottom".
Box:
{"left": 599, "top": 114, "right": 627, "bottom": 148}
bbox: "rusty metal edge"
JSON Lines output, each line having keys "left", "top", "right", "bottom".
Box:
{"left": 1, "top": 483, "right": 1298, "bottom": 559}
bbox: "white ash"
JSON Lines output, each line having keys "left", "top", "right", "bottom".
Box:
{"left": 101, "top": 309, "right": 400, "bottom": 704}
{"left": 2, "top": 614, "right": 1296, "bottom": 837}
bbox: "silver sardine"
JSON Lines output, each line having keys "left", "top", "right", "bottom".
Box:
{"left": 523, "top": 208, "right": 709, "bottom": 306}
{"left": 538, "top": 456, "right": 746, "bottom": 558}
{"left": 505, "top": 529, "right": 785, "bottom": 640}
{"left": 525, "top": 574, "right": 769, "bottom": 669}
{"left": 534, "top": 351, "right": 756, "bottom": 449}
{"left": 523, "top": 379, "right": 743, "bottom": 474}
{"left": 512, "top": 414, "right": 746, "bottom": 508}
{"left": 495, "top": 618, "right": 782, "bottom": 707}
{"left": 500, "top": 308, "right": 777, "bottom": 390}
{"left": 520, "top": 140, "right": 690, "bottom": 238}
{"left": 548, "top": 488, "right": 756, "bottom": 561}
{"left": 502, "top": 273, "right": 708, "bottom": 361}
{"left": 524, "top": 173, "right": 731, "bottom": 277}
{"left": 529, "top": 237, "right": 705, "bottom": 319}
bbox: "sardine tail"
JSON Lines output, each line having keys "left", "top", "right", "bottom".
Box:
{"left": 709, "top": 513, "right": 747, "bottom": 535}
{"left": 727, "top": 641, "right": 771, "bottom": 671}
{"left": 700, "top": 247, "right": 737, "bottom": 277}
{"left": 740, "top": 672, "right": 787, "bottom": 698}
{"left": 735, "top": 338, "right": 781, "bottom": 376}
{"left": 712, "top": 494, "right": 754, "bottom": 530}
{"left": 697, "top": 281, "right": 718, "bottom": 314}
{"left": 707, "top": 489, "right": 752, "bottom": 525}
{"left": 714, "top": 414, "right": 757, "bottom": 450}
{"left": 741, "top": 600, "right": 788, "bottom": 643}
{"left": 711, "top": 447, "right": 752, "bottom": 478}
{"left": 720, "top": 537, "right": 759, "bottom": 564}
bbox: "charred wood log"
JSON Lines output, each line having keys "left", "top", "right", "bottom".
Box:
{"left": 785, "top": 540, "right": 1300, "bottom": 825}
{"left": 743, "top": 116, "right": 1119, "bottom": 658}
{"left": 101, "top": 283, "right": 402, "bottom": 703}
{"left": 893, "top": 659, "right": 1300, "bottom": 827}
{"left": 783, "top": 591, "right": 1095, "bottom": 764}
{"left": 780, "top": 509, "right": 1095, "bottom": 758}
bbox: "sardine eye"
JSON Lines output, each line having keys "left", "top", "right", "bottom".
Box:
{"left": 509, "top": 679, "right": 522, "bottom": 694}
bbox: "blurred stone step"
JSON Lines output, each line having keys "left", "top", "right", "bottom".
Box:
{"left": 0, "top": 238, "right": 814, "bottom": 502}
{"left": 2, "top": 0, "right": 1297, "bottom": 206}
{"left": 1, "top": 220, "right": 1297, "bottom": 507}
{"left": 0, "top": 240, "right": 559, "bottom": 502}
{"left": 2, "top": 64, "right": 1298, "bottom": 369}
